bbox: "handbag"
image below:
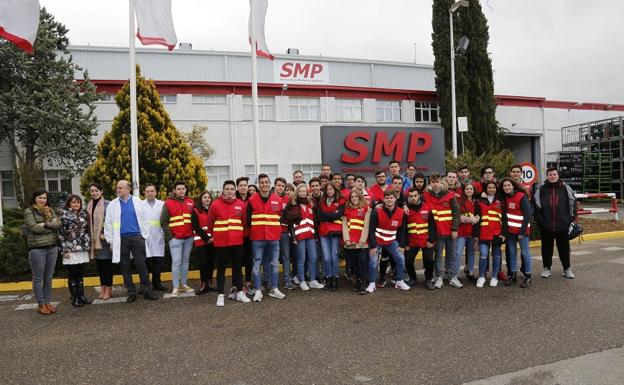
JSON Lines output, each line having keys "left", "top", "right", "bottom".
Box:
{"left": 568, "top": 222, "right": 583, "bottom": 240}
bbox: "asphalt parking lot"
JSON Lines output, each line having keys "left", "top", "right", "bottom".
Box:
{"left": 2, "top": 236, "right": 624, "bottom": 385}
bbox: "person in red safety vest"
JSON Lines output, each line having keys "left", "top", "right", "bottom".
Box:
{"left": 342, "top": 188, "right": 371, "bottom": 294}
{"left": 404, "top": 187, "right": 437, "bottom": 290}
{"left": 501, "top": 178, "right": 533, "bottom": 288}
{"left": 474, "top": 181, "right": 506, "bottom": 288}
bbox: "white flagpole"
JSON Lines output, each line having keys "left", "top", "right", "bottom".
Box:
{"left": 129, "top": 0, "right": 140, "bottom": 196}
{"left": 250, "top": 0, "right": 261, "bottom": 177}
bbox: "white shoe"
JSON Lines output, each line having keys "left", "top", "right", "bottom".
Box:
{"left": 394, "top": 280, "right": 411, "bottom": 290}
{"left": 434, "top": 277, "right": 443, "bottom": 289}
{"left": 236, "top": 291, "right": 251, "bottom": 303}
{"left": 180, "top": 284, "right": 195, "bottom": 293}
{"left": 476, "top": 277, "right": 486, "bottom": 288}
{"left": 216, "top": 294, "right": 225, "bottom": 307}
{"left": 490, "top": 278, "right": 499, "bottom": 287}
{"left": 253, "top": 289, "right": 263, "bottom": 302}
{"left": 564, "top": 268, "right": 575, "bottom": 279}
{"left": 365, "top": 282, "right": 376, "bottom": 293}
{"left": 541, "top": 268, "right": 551, "bottom": 278}
{"left": 227, "top": 288, "right": 237, "bottom": 300}
{"left": 449, "top": 277, "right": 463, "bottom": 288}
{"left": 299, "top": 281, "right": 309, "bottom": 291}
{"left": 269, "top": 288, "right": 286, "bottom": 299}
{"left": 170, "top": 288, "right": 179, "bottom": 297}
{"left": 308, "top": 280, "right": 325, "bottom": 289}
{"left": 292, "top": 276, "right": 301, "bottom": 285}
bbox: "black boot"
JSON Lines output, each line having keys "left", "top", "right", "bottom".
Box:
{"left": 69, "top": 280, "right": 83, "bottom": 307}
{"left": 352, "top": 279, "right": 360, "bottom": 292}
{"left": 77, "top": 279, "right": 91, "bottom": 304}
{"left": 520, "top": 274, "right": 532, "bottom": 288}
{"left": 331, "top": 277, "right": 338, "bottom": 292}
{"left": 323, "top": 277, "right": 332, "bottom": 291}
{"left": 505, "top": 272, "right": 517, "bottom": 286}
{"left": 196, "top": 281, "right": 210, "bottom": 295}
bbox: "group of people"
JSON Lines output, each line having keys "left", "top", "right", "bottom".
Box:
{"left": 24, "top": 160, "right": 577, "bottom": 314}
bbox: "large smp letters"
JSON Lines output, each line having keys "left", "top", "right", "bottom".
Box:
{"left": 341, "top": 131, "right": 433, "bottom": 164}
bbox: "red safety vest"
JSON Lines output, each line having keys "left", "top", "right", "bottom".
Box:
{"left": 374, "top": 207, "right": 404, "bottom": 246}
{"left": 344, "top": 206, "right": 368, "bottom": 245}
{"left": 207, "top": 197, "right": 245, "bottom": 247}
{"left": 318, "top": 197, "right": 344, "bottom": 237}
{"left": 478, "top": 198, "right": 503, "bottom": 241}
{"left": 368, "top": 184, "right": 386, "bottom": 205}
{"left": 294, "top": 204, "right": 316, "bottom": 241}
{"left": 192, "top": 207, "right": 212, "bottom": 247}
{"left": 425, "top": 191, "right": 456, "bottom": 237}
{"left": 458, "top": 199, "right": 476, "bottom": 238}
{"left": 165, "top": 197, "right": 195, "bottom": 239}
{"left": 406, "top": 203, "right": 432, "bottom": 248}
{"left": 249, "top": 193, "right": 283, "bottom": 241}
{"left": 505, "top": 191, "right": 530, "bottom": 236}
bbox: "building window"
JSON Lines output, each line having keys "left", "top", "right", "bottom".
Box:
{"left": 1, "top": 171, "right": 15, "bottom": 198}
{"left": 192, "top": 95, "right": 226, "bottom": 105}
{"left": 159, "top": 94, "right": 177, "bottom": 104}
{"left": 289, "top": 98, "right": 320, "bottom": 121}
{"left": 97, "top": 93, "right": 115, "bottom": 103}
{"left": 335, "top": 99, "right": 362, "bottom": 121}
{"left": 376, "top": 100, "right": 401, "bottom": 122}
{"left": 45, "top": 170, "right": 72, "bottom": 194}
{"left": 205, "top": 166, "right": 231, "bottom": 191}
{"left": 243, "top": 96, "right": 275, "bottom": 121}
{"left": 245, "top": 164, "right": 278, "bottom": 183}
{"left": 415, "top": 102, "right": 439, "bottom": 123}
{"left": 291, "top": 164, "right": 321, "bottom": 182}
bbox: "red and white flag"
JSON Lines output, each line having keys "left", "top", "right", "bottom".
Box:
{"left": 248, "top": 0, "right": 274, "bottom": 60}
{"left": 135, "top": 0, "right": 177, "bottom": 51}
{"left": 0, "top": 0, "right": 40, "bottom": 53}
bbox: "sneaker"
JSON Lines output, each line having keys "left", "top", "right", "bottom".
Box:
{"left": 308, "top": 280, "right": 325, "bottom": 289}
{"left": 236, "top": 291, "right": 251, "bottom": 303}
{"left": 394, "top": 280, "right": 411, "bottom": 290}
{"left": 375, "top": 278, "right": 387, "bottom": 288}
{"left": 299, "top": 281, "right": 309, "bottom": 291}
{"left": 490, "top": 277, "right": 499, "bottom": 287}
{"left": 292, "top": 276, "right": 301, "bottom": 285}
{"left": 284, "top": 281, "right": 295, "bottom": 290}
{"left": 564, "top": 268, "right": 575, "bottom": 279}
{"left": 425, "top": 280, "right": 435, "bottom": 290}
{"left": 180, "top": 285, "right": 195, "bottom": 293}
{"left": 541, "top": 268, "right": 551, "bottom": 278}
{"left": 434, "top": 277, "right": 443, "bottom": 289}
{"left": 449, "top": 277, "right": 463, "bottom": 288}
{"left": 227, "top": 288, "right": 237, "bottom": 300}
{"left": 520, "top": 276, "right": 532, "bottom": 288}
{"left": 365, "top": 282, "right": 376, "bottom": 293}
{"left": 216, "top": 294, "right": 225, "bottom": 307}
{"left": 170, "top": 288, "right": 180, "bottom": 297}
{"left": 476, "top": 277, "right": 486, "bottom": 288}
{"left": 253, "top": 290, "right": 263, "bottom": 302}
{"left": 344, "top": 272, "right": 352, "bottom": 281}
{"left": 359, "top": 284, "right": 368, "bottom": 295}
{"left": 269, "top": 288, "right": 286, "bottom": 299}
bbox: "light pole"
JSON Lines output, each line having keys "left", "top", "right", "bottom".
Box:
{"left": 450, "top": 0, "right": 469, "bottom": 158}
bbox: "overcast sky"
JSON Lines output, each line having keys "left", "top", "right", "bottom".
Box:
{"left": 39, "top": 0, "right": 623, "bottom": 104}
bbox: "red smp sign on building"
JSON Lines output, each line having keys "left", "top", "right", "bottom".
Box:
{"left": 274, "top": 59, "right": 329, "bottom": 84}
{"left": 320, "top": 126, "right": 445, "bottom": 178}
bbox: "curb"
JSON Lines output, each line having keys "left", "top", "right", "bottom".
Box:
{"left": 2, "top": 229, "right": 623, "bottom": 292}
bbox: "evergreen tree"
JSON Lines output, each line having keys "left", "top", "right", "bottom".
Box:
{"left": 0, "top": 8, "right": 98, "bottom": 206}
{"left": 80, "top": 67, "right": 207, "bottom": 201}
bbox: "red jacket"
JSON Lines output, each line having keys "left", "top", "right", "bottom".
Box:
{"left": 475, "top": 198, "right": 503, "bottom": 241}
{"left": 248, "top": 192, "right": 283, "bottom": 241}
{"left": 344, "top": 206, "right": 368, "bottom": 245}
{"left": 207, "top": 196, "right": 246, "bottom": 247}
{"left": 165, "top": 197, "right": 195, "bottom": 239}
{"left": 317, "top": 197, "right": 344, "bottom": 237}
{"left": 192, "top": 207, "right": 212, "bottom": 247}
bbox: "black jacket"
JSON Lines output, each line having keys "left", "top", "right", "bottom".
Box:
{"left": 533, "top": 181, "right": 576, "bottom": 232}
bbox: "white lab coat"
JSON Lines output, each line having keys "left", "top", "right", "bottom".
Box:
{"left": 104, "top": 195, "right": 151, "bottom": 263}
{"left": 144, "top": 199, "right": 165, "bottom": 258}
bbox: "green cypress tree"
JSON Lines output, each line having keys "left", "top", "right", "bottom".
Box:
{"left": 80, "top": 66, "right": 208, "bottom": 200}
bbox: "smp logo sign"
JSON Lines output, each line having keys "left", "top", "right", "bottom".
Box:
{"left": 274, "top": 59, "right": 330, "bottom": 84}
{"left": 321, "top": 126, "right": 445, "bottom": 178}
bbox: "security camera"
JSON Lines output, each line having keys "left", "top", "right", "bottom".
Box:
{"left": 282, "top": 84, "right": 288, "bottom": 91}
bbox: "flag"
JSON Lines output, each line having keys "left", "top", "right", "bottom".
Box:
{"left": 0, "top": 0, "right": 40, "bottom": 53}
{"left": 248, "top": 0, "right": 274, "bottom": 60}
{"left": 135, "top": 0, "right": 177, "bottom": 51}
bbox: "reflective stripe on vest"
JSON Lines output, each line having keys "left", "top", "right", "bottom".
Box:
{"left": 348, "top": 218, "right": 364, "bottom": 231}
{"left": 169, "top": 213, "right": 192, "bottom": 227}
{"left": 250, "top": 213, "right": 281, "bottom": 226}
{"left": 375, "top": 228, "right": 396, "bottom": 242}
{"left": 294, "top": 218, "right": 315, "bottom": 236}
{"left": 407, "top": 222, "right": 428, "bottom": 234}
{"left": 193, "top": 226, "right": 213, "bottom": 241}
{"left": 432, "top": 209, "right": 452, "bottom": 221}
{"left": 213, "top": 218, "right": 244, "bottom": 232}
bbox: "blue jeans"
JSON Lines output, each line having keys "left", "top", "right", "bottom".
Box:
{"left": 507, "top": 235, "right": 533, "bottom": 274}
{"left": 296, "top": 238, "right": 318, "bottom": 282}
{"left": 29, "top": 246, "right": 58, "bottom": 305}
{"left": 252, "top": 240, "right": 279, "bottom": 290}
{"left": 435, "top": 237, "right": 457, "bottom": 278}
{"left": 169, "top": 237, "right": 193, "bottom": 288}
{"left": 479, "top": 241, "right": 501, "bottom": 278}
{"left": 279, "top": 232, "right": 292, "bottom": 282}
{"left": 320, "top": 235, "right": 341, "bottom": 278}
{"left": 369, "top": 241, "right": 406, "bottom": 282}
{"left": 456, "top": 236, "right": 475, "bottom": 273}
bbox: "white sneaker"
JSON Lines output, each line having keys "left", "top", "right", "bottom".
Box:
{"left": 394, "top": 280, "right": 411, "bottom": 290}
{"left": 180, "top": 284, "right": 195, "bottom": 293}
{"left": 308, "top": 280, "right": 325, "bottom": 289}
{"left": 253, "top": 289, "right": 263, "bottom": 302}
{"left": 434, "top": 277, "right": 443, "bottom": 289}
{"left": 490, "top": 277, "right": 499, "bottom": 287}
{"left": 449, "top": 277, "right": 463, "bottom": 288}
{"left": 476, "top": 277, "right": 486, "bottom": 288}
{"left": 236, "top": 291, "right": 251, "bottom": 303}
{"left": 170, "top": 288, "right": 179, "bottom": 297}
{"left": 269, "top": 288, "right": 286, "bottom": 299}
{"left": 365, "top": 282, "right": 376, "bottom": 293}
{"left": 299, "top": 281, "right": 309, "bottom": 291}
{"left": 227, "top": 288, "right": 237, "bottom": 300}
{"left": 216, "top": 294, "right": 225, "bottom": 307}
{"left": 292, "top": 276, "right": 301, "bottom": 285}
{"left": 564, "top": 268, "right": 575, "bottom": 279}
{"left": 541, "top": 268, "right": 551, "bottom": 278}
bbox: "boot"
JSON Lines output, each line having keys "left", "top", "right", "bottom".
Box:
{"left": 196, "top": 281, "right": 210, "bottom": 296}
{"left": 352, "top": 279, "right": 360, "bottom": 292}
{"left": 505, "top": 272, "right": 517, "bottom": 286}
{"left": 323, "top": 277, "right": 332, "bottom": 291}
{"left": 69, "top": 280, "right": 83, "bottom": 307}
{"left": 77, "top": 279, "right": 91, "bottom": 304}
{"left": 520, "top": 274, "right": 532, "bottom": 288}
{"left": 331, "top": 277, "right": 338, "bottom": 292}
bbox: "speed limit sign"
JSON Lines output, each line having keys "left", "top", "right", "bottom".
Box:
{"left": 519, "top": 162, "right": 538, "bottom": 186}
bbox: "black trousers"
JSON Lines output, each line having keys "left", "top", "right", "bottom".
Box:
{"left": 215, "top": 245, "right": 243, "bottom": 294}
{"left": 196, "top": 244, "right": 215, "bottom": 284}
{"left": 95, "top": 259, "right": 113, "bottom": 286}
{"left": 120, "top": 235, "right": 152, "bottom": 295}
{"left": 344, "top": 248, "right": 368, "bottom": 282}
{"left": 146, "top": 256, "right": 164, "bottom": 285}
{"left": 540, "top": 229, "right": 571, "bottom": 270}
{"left": 406, "top": 246, "right": 435, "bottom": 281}
{"left": 242, "top": 238, "right": 252, "bottom": 282}
{"left": 66, "top": 263, "right": 85, "bottom": 281}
